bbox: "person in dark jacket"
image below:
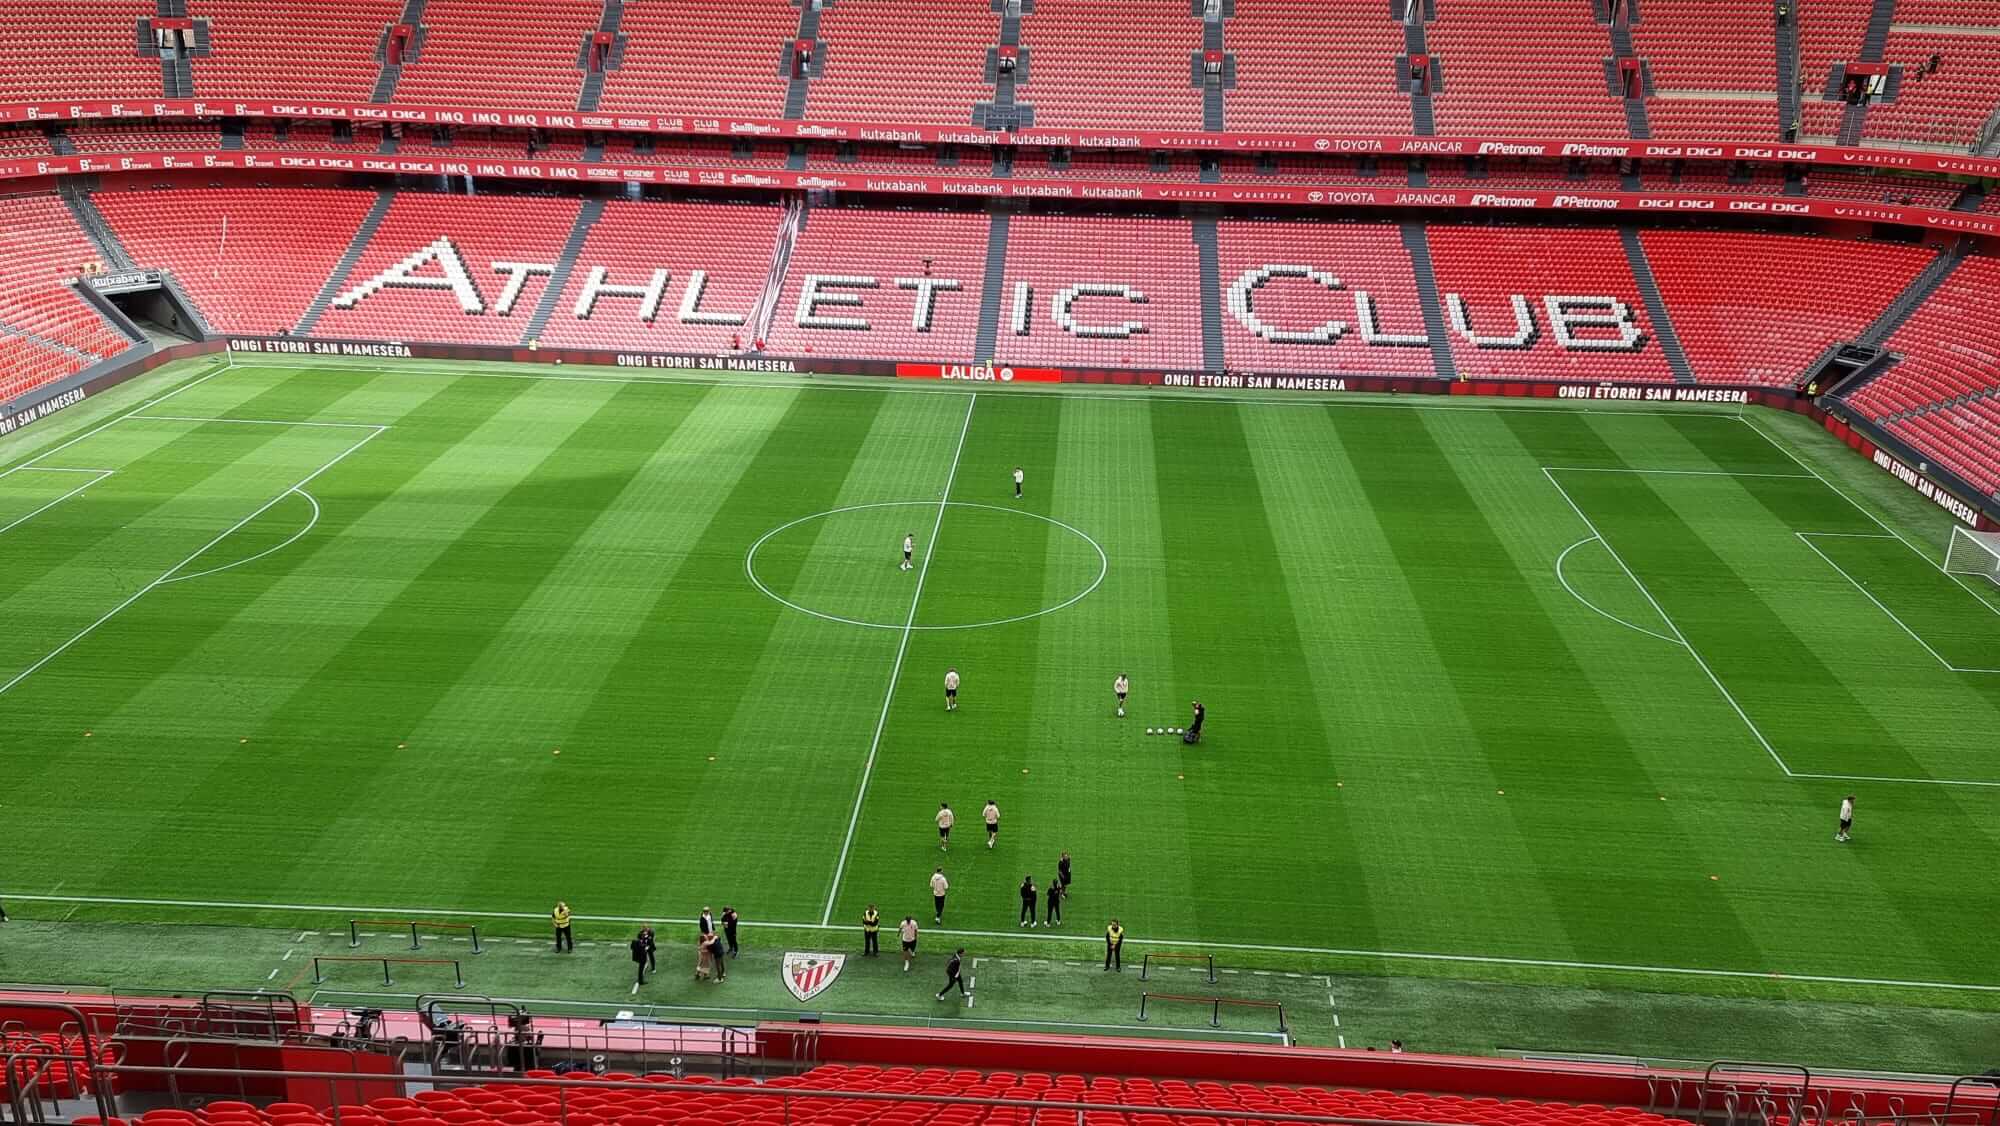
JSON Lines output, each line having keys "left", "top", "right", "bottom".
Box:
{"left": 639, "top": 926, "right": 657, "bottom": 973}
{"left": 704, "top": 931, "right": 727, "bottom": 981}
{"left": 1019, "top": 875, "right": 1038, "bottom": 927}
{"left": 936, "top": 948, "right": 968, "bottom": 1001}
{"left": 1044, "top": 876, "right": 1063, "bottom": 926}
{"left": 630, "top": 932, "right": 650, "bottom": 985}
{"left": 722, "top": 907, "right": 740, "bottom": 957}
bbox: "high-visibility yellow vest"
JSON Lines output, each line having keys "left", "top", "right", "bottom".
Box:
{"left": 553, "top": 906, "right": 571, "bottom": 928}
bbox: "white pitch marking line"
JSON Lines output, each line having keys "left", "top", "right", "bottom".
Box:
{"left": 819, "top": 392, "right": 977, "bottom": 926}
{"left": 0, "top": 426, "right": 386, "bottom": 699}
{"left": 1542, "top": 467, "right": 1795, "bottom": 779}
{"left": 1339, "top": 1035, "right": 1347, "bottom": 1049}
{"left": 1540, "top": 467, "right": 1817, "bottom": 478}
{"left": 11, "top": 466, "right": 116, "bottom": 473}
{"left": 1797, "top": 533, "right": 2000, "bottom": 675}
{"left": 266, "top": 968, "right": 280, "bottom": 981}
{"left": 130, "top": 415, "right": 389, "bottom": 430}
{"left": 13, "top": 891, "right": 2000, "bottom": 994}
{"left": 158, "top": 489, "right": 322, "bottom": 586}
{"left": 1734, "top": 414, "right": 2000, "bottom": 618}
{"left": 0, "top": 360, "right": 227, "bottom": 481}
{"left": 1553, "top": 536, "right": 1680, "bottom": 645}
{"left": 0, "top": 469, "right": 113, "bottom": 536}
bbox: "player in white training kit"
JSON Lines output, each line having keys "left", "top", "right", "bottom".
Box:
{"left": 1114, "top": 673, "right": 1129, "bottom": 717}
{"left": 944, "top": 668, "right": 960, "bottom": 710}
{"left": 1836, "top": 795, "right": 1854, "bottom": 842}
{"left": 1013, "top": 466, "right": 1024, "bottom": 499}
{"left": 901, "top": 532, "right": 915, "bottom": 571}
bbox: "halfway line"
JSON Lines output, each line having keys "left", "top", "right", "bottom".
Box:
{"left": 820, "top": 393, "right": 978, "bottom": 925}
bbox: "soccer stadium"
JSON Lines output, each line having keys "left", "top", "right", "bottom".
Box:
{"left": 2, "top": 0, "right": 2000, "bottom": 1122}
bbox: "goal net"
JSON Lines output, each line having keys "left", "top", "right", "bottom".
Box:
{"left": 1943, "top": 526, "right": 2000, "bottom": 586}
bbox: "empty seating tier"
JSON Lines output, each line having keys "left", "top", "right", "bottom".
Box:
{"left": 1017, "top": 0, "right": 1205, "bottom": 131}
{"left": 311, "top": 193, "right": 582, "bottom": 344}
{"left": 391, "top": 0, "right": 597, "bottom": 111}
{"left": 93, "top": 186, "right": 383, "bottom": 335}
{"left": 764, "top": 208, "right": 990, "bottom": 362}
{"left": 1426, "top": 0, "right": 1627, "bottom": 136}
{"left": 805, "top": 0, "right": 996, "bottom": 126}
{"left": 1216, "top": 221, "right": 1437, "bottom": 376}
{"left": 1223, "top": 1, "right": 1412, "bottom": 133}
{"left": 997, "top": 215, "right": 1201, "bottom": 369}
{"left": 595, "top": 0, "right": 796, "bottom": 119}
{"left": 1425, "top": 226, "right": 1672, "bottom": 383}
{"left": 0, "top": 196, "right": 134, "bottom": 368}
{"left": 0, "top": 1, "right": 161, "bottom": 102}
{"left": 1638, "top": 230, "right": 1934, "bottom": 386}
{"left": 538, "top": 200, "right": 783, "bottom": 353}
{"left": 190, "top": 0, "right": 403, "bottom": 103}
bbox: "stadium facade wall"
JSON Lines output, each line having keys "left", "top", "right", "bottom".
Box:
{"left": 7, "top": 98, "right": 2000, "bottom": 179}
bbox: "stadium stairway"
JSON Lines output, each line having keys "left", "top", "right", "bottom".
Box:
{"left": 1399, "top": 223, "right": 1458, "bottom": 381}
{"left": 521, "top": 197, "right": 606, "bottom": 345}
{"left": 293, "top": 189, "right": 397, "bottom": 336}
{"left": 1857, "top": 242, "right": 1968, "bottom": 347}
{"left": 575, "top": 0, "right": 626, "bottom": 112}
{"left": 1777, "top": 4, "right": 1803, "bottom": 136}
{"left": 974, "top": 209, "right": 1010, "bottom": 362}
{"left": 1402, "top": 3, "right": 1437, "bottom": 136}
{"left": 371, "top": 0, "right": 431, "bottom": 104}
{"left": 1618, "top": 229, "right": 1695, "bottom": 383}
{"left": 1191, "top": 216, "right": 1225, "bottom": 371}
{"left": 1838, "top": 0, "right": 1900, "bottom": 144}
{"left": 782, "top": 2, "right": 824, "bottom": 121}
{"left": 1600, "top": 5, "right": 1651, "bottom": 138}
{"left": 1199, "top": 2, "right": 1229, "bottom": 133}
{"left": 975, "top": 0, "right": 1033, "bottom": 132}
{"left": 59, "top": 185, "right": 139, "bottom": 273}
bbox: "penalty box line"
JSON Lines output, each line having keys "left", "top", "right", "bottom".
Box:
{"left": 1540, "top": 466, "right": 1794, "bottom": 781}
{"left": 0, "top": 468, "right": 116, "bottom": 537}
{"left": 1796, "top": 532, "right": 2000, "bottom": 676}
{"left": 16, "top": 890, "right": 2000, "bottom": 998}
{"left": 820, "top": 392, "right": 979, "bottom": 927}
{"left": 1543, "top": 466, "right": 2000, "bottom": 790}
{"left": 0, "top": 420, "right": 390, "bottom": 700}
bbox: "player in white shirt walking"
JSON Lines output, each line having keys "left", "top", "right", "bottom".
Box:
{"left": 1836, "top": 795, "right": 1854, "bottom": 842}
{"left": 1012, "top": 466, "right": 1024, "bottom": 499}
{"left": 944, "top": 667, "right": 960, "bottom": 710}
{"left": 935, "top": 802, "right": 955, "bottom": 850}
{"left": 1114, "top": 673, "right": 1129, "bottom": 717}
{"left": 930, "top": 867, "right": 950, "bottom": 923}
{"left": 900, "top": 532, "right": 915, "bottom": 571}
{"left": 983, "top": 800, "right": 1000, "bottom": 848}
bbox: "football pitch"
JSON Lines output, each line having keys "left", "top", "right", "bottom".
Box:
{"left": 3, "top": 354, "right": 1999, "bottom": 1068}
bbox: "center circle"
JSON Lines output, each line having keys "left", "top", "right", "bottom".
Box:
{"left": 744, "top": 500, "right": 1108, "bottom": 631}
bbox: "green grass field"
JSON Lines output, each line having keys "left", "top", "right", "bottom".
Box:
{"left": 3, "top": 355, "right": 1998, "bottom": 1071}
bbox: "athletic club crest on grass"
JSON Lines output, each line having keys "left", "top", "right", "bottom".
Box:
{"left": 783, "top": 952, "right": 845, "bottom": 1002}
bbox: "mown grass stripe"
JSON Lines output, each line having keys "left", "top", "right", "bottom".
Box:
{"left": 1151, "top": 401, "right": 1380, "bottom": 948}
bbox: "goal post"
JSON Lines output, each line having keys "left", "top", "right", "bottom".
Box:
{"left": 1943, "top": 526, "right": 2000, "bottom": 586}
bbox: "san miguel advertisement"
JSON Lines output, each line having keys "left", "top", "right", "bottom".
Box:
{"left": 5, "top": 96, "right": 2000, "bottom": 179}
{"left": 3, "top": 148, "right": 1995, "bottom": 235}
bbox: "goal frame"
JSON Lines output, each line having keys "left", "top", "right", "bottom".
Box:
{"left": 1943, "top": 526, "right": 2000, "bottom": 586}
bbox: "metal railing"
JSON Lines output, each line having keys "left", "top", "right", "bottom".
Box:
{"left": 21, "top": 1062, "right": 1617, "bottom": 1126}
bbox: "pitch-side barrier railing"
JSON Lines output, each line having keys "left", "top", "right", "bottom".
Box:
{"left": 1135, "top": 992, "right": 1287, "bottom": 1035}
{"left": 349, "top": 919, "right": 483, "bottom": 955}
{"left": 310, "top": 956, "right": 465, "bottom": 989}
